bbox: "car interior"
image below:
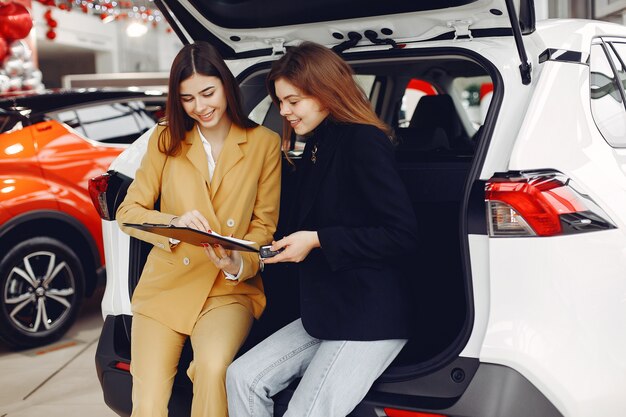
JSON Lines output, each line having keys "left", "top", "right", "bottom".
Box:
{"left": 116, "top": 51, "right": 494, "bottom": 414}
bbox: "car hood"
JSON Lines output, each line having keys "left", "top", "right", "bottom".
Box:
{"left": 155, "top": 0, "right": 535, "bottom": 59}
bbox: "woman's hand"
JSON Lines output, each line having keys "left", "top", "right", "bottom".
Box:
{"left": 170, "top": 210, "right": 211, "bottom": 231}
{"left": 204, "top": 244, "right": 242, "bottom": 276}
{"left": 263, "top": 231, "right": 320, "bottom": 264}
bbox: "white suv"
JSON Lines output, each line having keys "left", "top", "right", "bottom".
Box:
{"left": 89, "top": 1, "right": 626, "bottom": 416}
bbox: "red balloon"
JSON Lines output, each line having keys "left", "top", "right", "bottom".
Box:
{"left": 0, "top": 37, "right": 7, "bottom": 61}
{"left": 0, "top": 2, "right": 33, "bottom": 41}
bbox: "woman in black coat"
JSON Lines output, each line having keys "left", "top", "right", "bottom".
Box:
{"left": 226, "top": 42, "right": 418, "bottom": 417}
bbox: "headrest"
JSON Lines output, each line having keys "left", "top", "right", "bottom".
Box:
{"left": 409, "top": 94, "right": 464, "bottom": 140}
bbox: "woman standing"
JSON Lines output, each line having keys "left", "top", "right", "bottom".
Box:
{"left": 116, "top": 41, "right": 281, "bottom": 417}
{"left": 226, "top": 42, "right": 418, "bottom": 417}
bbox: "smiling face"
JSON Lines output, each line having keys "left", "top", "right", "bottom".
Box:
{"left": 180, "top": 73, "right": 231, "bottom": 136}
{"left": 274, "top": 77, "right": 329, "bottom": 136}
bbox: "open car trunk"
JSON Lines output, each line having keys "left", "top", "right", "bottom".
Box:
{"left": 96, "top": 45, "right": 497, "bottom": 415}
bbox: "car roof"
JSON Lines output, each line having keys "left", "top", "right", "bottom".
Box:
{"left": 0, "top": 88, "right": 166, "bottom": 115}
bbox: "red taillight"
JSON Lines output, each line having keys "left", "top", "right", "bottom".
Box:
{"left": 113, "top": 361, "right": 131, "bottom": 372}
{"left": 485, "top": 172, "right": 614, "bottom": 237}
{"left": 384, "top": 409, "right": 447, "bottom": 417}
{"left": 89, "top": 173, "right": 112, "bottom": 220}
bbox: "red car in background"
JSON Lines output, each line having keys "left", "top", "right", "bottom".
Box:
{"left": 0, "top": 89, "right": 165, "bottom": 348}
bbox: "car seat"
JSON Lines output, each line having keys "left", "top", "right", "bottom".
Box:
{"left": 407, "top": 94, "right": 472, "bottom": 153}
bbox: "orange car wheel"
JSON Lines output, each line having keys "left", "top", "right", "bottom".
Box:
{"left": 0, "top": 236, "right": 85, "bottom": 349}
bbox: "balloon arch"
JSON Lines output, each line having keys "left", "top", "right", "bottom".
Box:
{"left": 0, "top": 1, "right": 44, "bottom": 93}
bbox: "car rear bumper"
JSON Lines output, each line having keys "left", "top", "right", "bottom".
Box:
{"left": 95, "top": 315, "right": 132, "bottom": 417}
{"left": 97, "top": 314, "right": 564, "bottom": 417}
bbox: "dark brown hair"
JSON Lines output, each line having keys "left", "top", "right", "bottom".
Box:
{"left": 266, "top": 41, "right": 391, "bottom": 148}
{"left": 159, "top": 41, "right": 257, "bottom": 155}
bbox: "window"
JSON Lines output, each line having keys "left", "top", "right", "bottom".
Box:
{"left": 608, "top": 42, "right": 626, "bottom": 94}
{"left": 53, "top": 100, "right": 164, "bottom": 145}
{"left": 395, "top": 76, "right": 489, "bottom": 131}
{"left": 354, "top": 74, "right": 376, "bottom": 97}
{"left": 452, "top": 76, "right": 492, "bottom": 129}
{"left": 589, "top": 41, "right": 626, "bottom": 148}
{"left": 246, "top": 60, "right": 489, "bottom": 156}
{"left": 0, "top": 116, "right": 20, "bottom": 133}
{"left": 249, "top": 96, "right": 272, "bottom": 126}
{"left": 397, "top": 79, "right": 437, "bottom": 128}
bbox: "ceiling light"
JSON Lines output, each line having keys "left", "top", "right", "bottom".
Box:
{"left": 126, "top": 21, "right": 148, "bottom": 37}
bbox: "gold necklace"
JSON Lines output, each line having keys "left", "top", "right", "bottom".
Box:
{"left": 311, "top": 144, "right": 318, "bottom": 164}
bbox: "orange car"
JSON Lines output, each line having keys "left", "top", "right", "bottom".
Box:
{"left": 0, "top": 89, "right": 165, "bottom": 348}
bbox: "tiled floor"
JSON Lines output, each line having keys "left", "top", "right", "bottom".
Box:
{"left": 0, "top": 288, "right": 117, "bottom": 417}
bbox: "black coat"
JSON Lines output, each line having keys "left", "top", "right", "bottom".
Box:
{"left": 292, "top": 119, "right": 418, "bottom": 341}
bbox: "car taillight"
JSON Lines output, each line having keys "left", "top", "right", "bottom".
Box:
{"left": 89, "top": 173, "right": 112, "bottom": 220}
{"left": 384, "top": 409, "right": 447, "bottom": 417}
{"left": 485, "top": 171, "right": 615, "bottom": 237}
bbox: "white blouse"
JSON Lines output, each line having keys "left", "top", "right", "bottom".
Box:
{"left": 197, "top": 126, "right": 217, "bottom": 180}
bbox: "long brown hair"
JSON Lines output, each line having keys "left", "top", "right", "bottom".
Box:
{"left": 266, "top": 41, "right": 391, "bottom": 148}
{"left": 159, "top": 41, "right": 257, "bottom": 156}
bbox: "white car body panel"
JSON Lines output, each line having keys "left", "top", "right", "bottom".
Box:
{"left": 108, "top": 124, "right": 156, "bottom": 175}
{"left": 102, "top": 125, "right": 155, "bottom": 318}
{"left": 101, "top": 221, "right": 132, "bottom": 317}
{"left": 482, "top": 231, "right": 626, "bottom": 417}
{"left": 459, "top": 234, "right": 491, "bottom": 357}
{"left": 536, "top": 18, "right": 626, "bottom": 54}
{"left": 485, "top": 21, "right": 626, "bottom": 415}
{"left": 509, "top": 61, "right": 626, "bottom": 228}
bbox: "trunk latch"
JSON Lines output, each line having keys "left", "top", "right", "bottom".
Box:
{"left": 266, "top": 38, "right": 286, "bottom": 55}
{"left": 447, "top": 19, "right": 473, "bottom": 40}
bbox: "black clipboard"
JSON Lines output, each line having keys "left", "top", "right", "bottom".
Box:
{"left": 123, "top": 223, "right": 259, "bottom": 252}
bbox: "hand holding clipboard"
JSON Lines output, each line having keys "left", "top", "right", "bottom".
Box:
{"left": 123, "top": 223, "right": 259, "bottom": 252}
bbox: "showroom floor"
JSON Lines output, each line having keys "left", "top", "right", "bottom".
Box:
{"left": 0, "top": 288, "right": 116, "bottom": 417}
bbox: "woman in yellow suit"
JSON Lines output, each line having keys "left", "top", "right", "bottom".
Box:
{"left": 116, "top": 41, "right": 281, "bottom": 417}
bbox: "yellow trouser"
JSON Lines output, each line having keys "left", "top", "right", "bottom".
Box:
{"left": 130, "top": 303, "right": 253, "bottom": 417}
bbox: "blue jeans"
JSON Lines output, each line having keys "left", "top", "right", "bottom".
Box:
{"left": 226, "top": 319, "right": 407, "bottom": 417}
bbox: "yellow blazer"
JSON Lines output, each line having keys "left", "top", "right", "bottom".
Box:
{"left": 116, "top": 123, "right": 281, "bottom": 334}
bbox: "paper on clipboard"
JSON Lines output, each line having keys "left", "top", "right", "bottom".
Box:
{"left": 123, "top": 223, "right": 259, "bottom": 252}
